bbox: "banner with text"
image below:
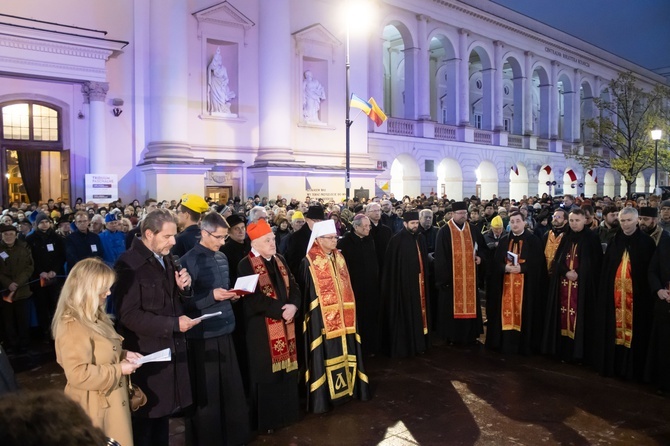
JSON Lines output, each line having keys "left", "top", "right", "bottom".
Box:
{"left": 85, "top": 174, "right": 118, "bottom": 203}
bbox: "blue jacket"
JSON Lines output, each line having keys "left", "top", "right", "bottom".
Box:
{"left": 99, "top": 230, "right": 126, "bottom": 266}
{"left": 179, "top": 243, "right": 235, "bottom": 339}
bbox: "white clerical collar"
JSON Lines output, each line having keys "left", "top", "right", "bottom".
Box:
{"left": 512, "top": 230, "right": 524, "bottom": 237}
{"left": 251, "top": 247, "right": 272, "bottom": 261}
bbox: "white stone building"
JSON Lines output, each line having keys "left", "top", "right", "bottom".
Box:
{"left": 0, "top": 0, "right": 665, "bottom": 205}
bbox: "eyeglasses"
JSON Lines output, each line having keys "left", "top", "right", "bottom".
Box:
{"left": 203, "top": 228, "right": 226, "bottom": 240}
{"left": 319, "top": 236, "right": 338, "bottom": 241}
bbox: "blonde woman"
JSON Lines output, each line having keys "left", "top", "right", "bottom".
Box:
{"left": 52, "top": 258, "right": 142, "bottom": 446}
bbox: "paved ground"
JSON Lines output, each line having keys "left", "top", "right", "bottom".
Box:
{"left": 10, "top": 339, "right": 670, "bottom": 446}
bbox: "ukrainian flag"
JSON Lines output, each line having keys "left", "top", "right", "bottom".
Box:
{"left": 349, "top": 94, "right": 372, "bottom": 114}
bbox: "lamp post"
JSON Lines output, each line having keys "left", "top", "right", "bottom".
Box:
{"left": 652, "top": 129, "right": 662, "bottom": 196}
{"left": 343, "top": 0, "right": 372, "bottom": 202}
{"left": 345, "top": 9, "right": 352, "bottom": 201}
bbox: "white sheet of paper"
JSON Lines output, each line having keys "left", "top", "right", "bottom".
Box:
{"left": 232, "top": 274, "right": 259, "bottom": 294}
{"left": 192, "top": 311, "right": 222, "bottom": 322}
{"left": 134, "top": 348, "right": 171, "bottom": 365}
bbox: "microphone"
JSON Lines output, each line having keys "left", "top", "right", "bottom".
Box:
{"left": 172, "top": 255, "right": 191, "bottom": 293}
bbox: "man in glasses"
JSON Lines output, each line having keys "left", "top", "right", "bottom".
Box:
{"left": 179, "top": 212, "right": 251, "bottom": 446}
{"left": 64, "top": 210, "right": 104, "bottom": 271}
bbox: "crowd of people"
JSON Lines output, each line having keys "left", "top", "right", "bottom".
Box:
{"left": 0, "top": 189, "right": 669, "bottom": 445}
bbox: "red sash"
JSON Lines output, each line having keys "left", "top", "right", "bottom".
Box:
{"left": 614, "top": 250, "right": 634, "bottom": 348}
{"left": 249, "top": 254, "right": 298, "bottom": 373}
{"left": 448, "top": 220, "right": 477, "bottom": 319}
{"left": 306, "top": 243, "right": 357, "bottom": 339}
{"left": 502, "top": 238, "right": 524, "bottom": 331}
{"left": 559, "top": 243, "right": 579, "bottom": 339}
{"left": 416, "top": 240, "right": 428, "bottom": 334}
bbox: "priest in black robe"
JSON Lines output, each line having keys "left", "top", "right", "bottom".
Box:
{"left": 337, "top": 215, "right": 381, "bottom": 355}
{"left": 380, "top": 211, "right": 430, "bottom": 358}
{"left": 646, "top": 236, "right": 670, "bottom": 394}
{"left": 302, "top": 220, "right": 370, "bottom": 414}
{"left": 595, "top": 207, "right": 655, "bottom": 381}
{"left": 433, "top": 201, "right": 484, "bottom": 344}
{"left": 237, "top": 219, "right": 301, "bottom": 433}
{"left": 221, "top": 214, "right": 251, "bottom": 390}
{"left": 365, "top": 202, "right": 393, "bottom": 272}
{"left": 284, "top": 205, "right": 324, "bottom": 284}
{"left": 486, "top": 211, "right": 543, "bottom": 354}
{"left": 542, "top": 209, "right": 602, "bottom": 363}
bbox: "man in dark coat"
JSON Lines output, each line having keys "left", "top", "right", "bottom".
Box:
{"left": 171, "top": 193, "right": 209, "bottom": 258}
{"left": 646, "top": 236, "right": 670, "bottom": 394}
{"left": 418, "top": 209, "right": 439, "bottom": 254}
{"left": 380, "top": 211, "right": 430, "bottom": 358}
{"left": 237, "top": 219, "right": 301, "bottom": 433}
{"left": 25, "top": 212, "right": 65, "bottom": 338}
{"left": 595, "top": 207, "right": 656, "bottom": 381}
{"left": 180, "top": 212, "right": 250, "bottom": 446}
{"left": 220, "top": 213, "right": 252, "bottom": 390}
{"left": 434, "top": 201, "right": 484, "bottom": 345}
{"left": 64, "top": 210, "right": 103, "bottom": 271}
{"left": 284, "top": 204, "right": 324, "bottom": 285}
{"left": 365, "top": 202, "right": 392, "bottom": 272}
{"left": 337, "top": 215, "right": 381, "bottom": 355}
{"left": 542, "top": 209, "right": 602, "bottom": 363}
{"left": 114, "top": 209, "right": 200, "bottom": 446}
{"left": 638, "top": 206, "right": 669, "bottom": 246}
{"left": 486, "top": 212, "right": 543, "bottom": 354}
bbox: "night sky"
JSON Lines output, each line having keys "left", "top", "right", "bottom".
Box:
{"left": 490, "top": 0, "right": 670, "bottom": 73}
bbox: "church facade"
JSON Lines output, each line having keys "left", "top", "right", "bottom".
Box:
{"left": 0, "top": 0, "right": 665, "bottom": 205}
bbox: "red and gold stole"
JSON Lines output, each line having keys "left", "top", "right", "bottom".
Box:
{"left": 249, "top": 253, "right": 298, "bottom": 373}
{"left": 502, "top": 237, "right": 525, "bottom": 331}
{"left": 544, "top": 230, "right": 564, "bottom": 272}
{"left": 614, "top": 250, "right": 634, "bottom": 348}
{"left": 448, "top": 219, "right": 477, "bottom": 319}
{"left": 559, "top": 243, "right": 579, "bottom": 339}
{"left": 415, "top": 240, "right": 429, "bottom": 334}
{"left": 306, "top": 243, "right": 357, "bottom": 340}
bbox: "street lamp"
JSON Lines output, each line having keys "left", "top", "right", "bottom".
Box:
{"left": 652, "top": 129, "right": 662, "bottom": 196}
{"left": 344, "top": 0, "right": 373, "bottom": 201}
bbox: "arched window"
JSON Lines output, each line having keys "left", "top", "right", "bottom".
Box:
{"left": 1, "top": 102, "right": 61, "bottom": 145}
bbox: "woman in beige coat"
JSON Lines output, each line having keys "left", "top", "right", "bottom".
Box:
{"left": 52, "top": 258, "right": 142, "bottom": 446}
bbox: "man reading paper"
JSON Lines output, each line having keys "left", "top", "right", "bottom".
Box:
{"left": 179, "top": 212, "right": 251, "bottom": 446}
{"left": 237, "top": 219, "right": 301, "bottom": 433}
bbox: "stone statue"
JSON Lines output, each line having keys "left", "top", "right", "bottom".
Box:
{"left": 302, "top": 70, "right": 326, "bottom": 123}
{"left": 208, "top": 47, "right": 236, "bottom": 115}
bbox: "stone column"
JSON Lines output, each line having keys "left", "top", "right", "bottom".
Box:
{"left": 523, "top": 52, "right": 534, "bottom": 135}
{"left": 403, "top": 47, "right": 419, "bottom": 119}
{"left": 481, "top": 68, "right": 495, "bottom": 130}
{"left": 257, "top": 0, "right": 294, "bottom": 161}
{"left": 493, "top": 41, "right": 504, "bottom": 131}
{"left": 417, "top": 14, "right": 431, "bottom": 120}
{"left": 144, "top": 0, "right": 192, "bottom": 160}
{"left": 550, "top": 61, "right": 559, "bottom": 139}
{"left": 458, "top": 29, "right": 470, "bottom": 126}
{"left": 81, "top": 81, "right": 108, "bottom": 174}
{"left": 572, "top": 69, "right": 582, "bottom": 142}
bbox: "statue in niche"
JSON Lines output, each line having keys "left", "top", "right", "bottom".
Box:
{"left": 207, "top": 47, "right": 236, "bottom": 116}
{"left": 302, "top": 70, "right": 326, "bottom": 123}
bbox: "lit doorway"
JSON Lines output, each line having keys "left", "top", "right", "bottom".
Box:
{"left": 1, "top": 101, "right": 68, "bottom": 205}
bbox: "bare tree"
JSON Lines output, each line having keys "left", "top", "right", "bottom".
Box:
{"left": 567, "top": 72, "right": 669, "bottom": 197}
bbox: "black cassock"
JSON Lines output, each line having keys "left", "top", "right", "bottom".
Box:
{"left": 646, "top": 236, "right": 670, "bottom": 392}
{"left": 594, "top": 228, "right": 655, "bottom": 381}
{"left": 433, "top": 222, "right": 484, "bottom": 344}
{"left": 541, "top": 228, "right": 603, "bottom": 363}
{"left": 337, "top": 231, "right": 381, "bottom": 355}
{"left": 380, "top": 229, "right": 430, "bottom": 358}
{"left": 486, "top": 230, "right": 542, "bottom": 354}
{"left": 237, "top": 254, "right": 301, "bottom": 432}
